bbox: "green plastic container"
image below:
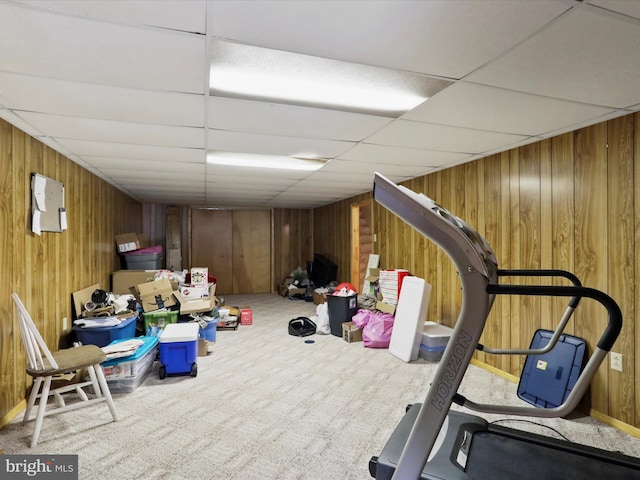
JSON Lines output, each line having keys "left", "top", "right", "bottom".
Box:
{"left": 143, "top": 310, "right": 178, "bottom": 332}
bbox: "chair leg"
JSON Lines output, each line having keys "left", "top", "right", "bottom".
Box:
{"left": 30, "top": 376, "right": 52, "bottom": 448}
{"left": 92, "top": 365, "right": 118, "bottom": 422}
{"left": 86, "top": 366, "right": 102, "bottom": 398}
{"left": 23, "top": 377, "right": 42, "bottom": 424}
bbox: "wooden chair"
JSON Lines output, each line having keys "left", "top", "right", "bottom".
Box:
{"left": 12, "top": 293, "right": 118, "bottom": 447}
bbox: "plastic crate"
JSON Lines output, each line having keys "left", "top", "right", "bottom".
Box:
{"left": 143, "top": 310, "right": 178, "bottom": 333}
{"left": 518, "top": 329, "right": 586, "bottom": 408}
{"left": 73, "top": 315, "right": 137, "bottom": 348}
{"left": 101, "top": 336, "right": 158, "bottom": 393}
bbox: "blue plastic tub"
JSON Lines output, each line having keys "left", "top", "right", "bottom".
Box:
{"left": 73, "top": 315, "right": 137, "bottom": 347}
{"left": 418, "top": 344, "right": 446, "bottom": 362}
{"left": 199, "top": 319, "right": 218, "bottom": 342}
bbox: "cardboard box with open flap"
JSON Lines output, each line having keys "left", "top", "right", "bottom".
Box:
{"left": 174, "top": 283, "right": 217, "bottom": 315}
{"left": 130, "top": 278, "right": 177, "bottom": 313}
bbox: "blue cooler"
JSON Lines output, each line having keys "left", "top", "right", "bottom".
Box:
{"left": 73, "top": 314, "right": 137, "bottom": 347}
{"left": 158, "top": 323, "right": 199, "bottom": 379}
{"left": 101, "top": 336, "right": 158, "bottom": 393}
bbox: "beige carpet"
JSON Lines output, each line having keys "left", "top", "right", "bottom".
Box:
{"left": 2, "top": 293, "right": 639, "bottom": 479}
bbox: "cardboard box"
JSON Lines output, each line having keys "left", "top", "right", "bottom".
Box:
{"left": 115, "top": 232, "right": 148, "bottom": 253}
{"left": 364, "top": 268, "right": 380, "bottom": 296}
{"left": 174, "top": 283, "right": 217, "bottom": 315}
{"left": 72, "top": 283, "right": 100, "bottom": 318}
{"left": 376, "top": 300, "right": 396, "bottom": 315}
{"left": 342, "top": 321, "right": 363, "bottom": 343}
{"left": 198, "top": 338, "right": 208, "bottom": 357}
{"left": 179, "top": 283, "right": 215, "bottom": 299}
{"left": 190, "top": 267, "right": 208, "bottom": 285}
{"left": 240, "top": 307, "right": 253, "bottom": 326}
{"left": 132, "top": 278, "right": 177, "bottom": 313}
{"left": 313, "top": 291, "right": 326, "bottom": 305}
{"left": 111, "top": 270, "right": 159, "bottom": 295}
{"left": 277, "top": 278, "right": 292, "bottom": 297}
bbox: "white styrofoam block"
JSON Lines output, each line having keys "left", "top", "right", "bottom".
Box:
{"left": 389, "top": 276, "right": 432, "bottom": 362}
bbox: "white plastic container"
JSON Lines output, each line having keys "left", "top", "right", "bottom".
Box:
{"left": 419, "top": 322, "right": 454, "bottom": 362}
{"left": 421, "top": 321, "right": 453, "bottom": 348}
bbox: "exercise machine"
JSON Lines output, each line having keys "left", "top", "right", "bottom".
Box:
{"left": 369, "top": 172, "right": 640, "bottom": 480}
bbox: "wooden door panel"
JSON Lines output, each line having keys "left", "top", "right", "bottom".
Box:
{"left": 232, "top": 210, "right": 271, "bottom": 294}
{"left": 191, "top": 209, "right": 233, "bottom": 295}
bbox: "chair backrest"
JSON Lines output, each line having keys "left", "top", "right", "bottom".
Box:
{"left": 11, "top": 293, "right": 59, "bottom": 372}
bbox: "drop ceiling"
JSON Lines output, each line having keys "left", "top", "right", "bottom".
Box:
{"left": 1, "top": 0, "right": 640, "bottom": 208}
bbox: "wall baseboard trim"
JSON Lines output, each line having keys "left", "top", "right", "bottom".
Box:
{"left": 470, "top": 358, "right": 640, "bottom": 439}
{"left": 0, "top": 400, "right": 25, "bottom": 430}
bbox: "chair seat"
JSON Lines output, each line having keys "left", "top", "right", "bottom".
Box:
{"left": 26, "top": 345, "right": 107, "bottom": 377}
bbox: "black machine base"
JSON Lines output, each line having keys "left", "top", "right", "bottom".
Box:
{"left": 371, "top": 404, "right": 640, "bottom": 480}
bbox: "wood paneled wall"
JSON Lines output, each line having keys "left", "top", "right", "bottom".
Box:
{"left": 313, "top": 112, "right": 640, "bottom": 430}
{"left": 313, "top": 193, "right": 371, "bottom": 284}
{"left": 273, "top": 208, "right": 313, "bottom": 286}
{"left": 0, "top": 119, "right": 142, "bottom": 425}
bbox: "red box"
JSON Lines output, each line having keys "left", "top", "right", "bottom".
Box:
{"left": 240, "top": 308, "right": 253, "bottom": 326}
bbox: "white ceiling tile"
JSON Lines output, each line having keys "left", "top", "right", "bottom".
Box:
{"left": 87, "top": 158, "right": 205, "bottom": 175}
{"left": 134, "top": 182, "right": 205, "bottom": 192}
{"left": 206, "top": 163, "right": 314, "bottom": 180}
{"left": 2, "top": 1, "right": 640, "bottom": 208}
{"left": 338, "top": 143, "right": 470, "bottom": 167}
{"left": 588, "top": 0, "right": 640, "bottom": 19}
{"left": 210, "top": 0, "right": 573, "bottom": 79}
{"left": 207, "top": 130, "right": 354, "bottom": 158}
{"left": 366, "top": 120, "right": 528, "bottom": 154}
{"left": 0, "top": 72, "right": 204, "bottom": 126}
{"left": 0, "top": 2, "right": 205, "bottom": 93}
{"left": 19, "top": 112, "right": 205, "bottom": 148}
{"left": 15, "top": 0, "right": 207, "bottom": 33}
{"left": 467, "top": 6, "right": 640, "bottom": 108}
{"left": 101, "top": 171, "right": 206, "bottom": 184}
{"left": 208, "top": 97, "right": 392, "bottom": 141}
{"left": 205, "top": 175, "right": 301, "bottom": 187}
{"left": 319, "top": 160, "right": 436, "bottom": 181}
{"left": 0, "top": 109, "right": 46, "bottom": 139}
{"left": 403, "top": 82, "right": 615, "bottom": 136}
{"left": 55, "top": 139, "right": 205, "bottom": 163}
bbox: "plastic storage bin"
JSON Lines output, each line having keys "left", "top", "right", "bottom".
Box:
{"left": 142, "top": 310, "right": 178, "bottom": 333}
{"left": 122, "top": 245, "right": 164, "bottom": 270}
{"left": 419, "top": 344, "right": 446, "bottom": 362}
{"left": 517, "top": 329, "right": 586, "bottom": 408}
{"left": 101, "top": 336, "right": 159, "bottom": 393}
{"left": 327, "top": 293, "right": 358, "bottom": 337}
{"left": 73, "top": 314, "right": 137, "bottom": 347}
{"left": 418, "top": 322, "right": 454, "bottom": 362}
{"left": 421, "top": 321, "right": 453, "bottom": 348}
{"left": 199, "top": 319, "right": 218, "bottom": 342}
{"left": 158, "top": 322, "right": 199, "bottom": 379}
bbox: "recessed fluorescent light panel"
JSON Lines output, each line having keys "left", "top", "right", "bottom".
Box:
{"left": 207, "top": 152, "right": 327, "bottom": 171}
{"left": 210, "top": 40, "right": 453, "bottom": 117}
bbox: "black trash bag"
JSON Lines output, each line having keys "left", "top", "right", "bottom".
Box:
{"left": 288, "top": 317, "right": 317, "bottom": 337}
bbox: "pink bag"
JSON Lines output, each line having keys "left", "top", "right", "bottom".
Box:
{"left": 362, "top": 312, "right": 395, "bottom": 348}
{"left": 351, "top": 309, "right": 372, "bottom": 329}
